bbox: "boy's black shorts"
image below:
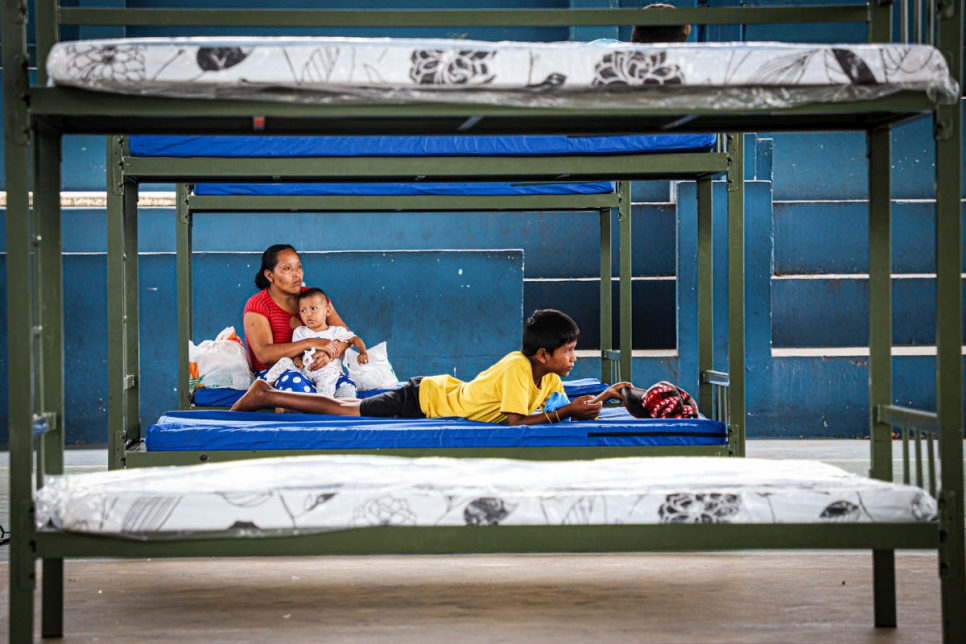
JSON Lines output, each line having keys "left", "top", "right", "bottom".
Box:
{"left": 358, "top": 377, "right": 426, "bottom": 418}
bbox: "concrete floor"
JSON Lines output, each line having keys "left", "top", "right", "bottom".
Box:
{"left": 1, "top": 552, "right": 945, "bottom": 643}
{"left": 0, "top": 440, "right": 961, "bottom": 642}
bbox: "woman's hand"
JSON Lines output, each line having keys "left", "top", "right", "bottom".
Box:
{"left": 357, "top": 351, "right": 369, "bottom": 365}
{"left": 304, "top": 350, "right": 332, "bottom": 372}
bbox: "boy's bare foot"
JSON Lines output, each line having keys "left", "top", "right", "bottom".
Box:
{"left": 231, "top": 379, "right": 273, "bottom": 411}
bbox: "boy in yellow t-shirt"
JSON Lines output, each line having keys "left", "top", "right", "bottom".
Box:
{"left": 232, "top": 309, "right": 631, "bottom": 425}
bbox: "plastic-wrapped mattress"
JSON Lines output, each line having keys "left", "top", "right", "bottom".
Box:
{"left": 36, "top": 454, "right": 936, "bottom": 537}
{"left": 46, "top": 38, "right": 960, "bottom": 108}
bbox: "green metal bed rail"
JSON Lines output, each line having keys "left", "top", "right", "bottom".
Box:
{"left": 876, "top": 404, "right": 941, "bottom": 498}
{"left": 701, "top": 370, "right": 730, "bottom": 427}
{"left": 53, "top": 6, "right": 870, "bottom": 29}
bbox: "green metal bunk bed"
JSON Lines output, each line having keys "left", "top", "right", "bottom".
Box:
{"left": 106, "top": 134, "right": 740, "bottom": 468}
{"left": 4, "top": 2, "right": 963, "bottom": 642}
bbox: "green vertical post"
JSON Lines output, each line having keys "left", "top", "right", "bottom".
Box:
{"left": 934, "top": 0, "right": 965, "bottom": 638}
{"left": 3, "top": 0, "right": 37, "bottom": 639}
{"left": 726, "top": 133, "right": 745, "bottom": 456}
{"left": 696, "top": 176, "right": 714, "bottom": 416}
{"left": 107, "top": 136, "right": 141, "bottom": 468}
{"left": 177, "top": 184, "right": 194, "bottom": 409}
{"left": 33, "top": 0, "right": 59, "bottom": 86}
{"left": 599, "top": 206, "right": 613, "bottom": 384}
{"left": 867, "top": 125, "right": 896, "bottom": 628}
{"left": 618, "top": 180, "right": 633, "bottom": 383}
{"left": 35, "top": 124, "right": 65, "bottom": 638}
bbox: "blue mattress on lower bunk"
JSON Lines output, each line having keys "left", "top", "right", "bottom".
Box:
{"left": 191, "top": 378, "right": 612, "bottom": 409}
{"left": 129, "top": 134, "right": 717, "bottom": 158}
{"left": 145, "top": 407, "right": 729, "bottom": 451}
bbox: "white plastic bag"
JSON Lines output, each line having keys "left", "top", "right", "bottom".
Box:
{"left": 344, "top": 341, "right": 398, "bottom": 391}
{"left": 188, "top": 326, "right": 253, "bottom": 391}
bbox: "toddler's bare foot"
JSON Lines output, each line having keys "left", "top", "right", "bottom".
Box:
{"left": 231, "top": 379, "right": 273, "bottom": 411}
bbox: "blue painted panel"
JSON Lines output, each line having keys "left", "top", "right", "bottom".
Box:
{"left": 193, "top": 249, "right": 526, "bottom": 380}
{"left": 764, "top": 106, "right": 966, "bottom": 201}
{"left": 774, "top": 200, "right": 966, "bottom": 275}
{"left": 748, "top": 356, "right": 966, "bottom": 438}
{"left": 32, "top": 206, "right": 680, "bottom": 279}
{"left": 772, "top": 277, "right": 966, "bottom": 347}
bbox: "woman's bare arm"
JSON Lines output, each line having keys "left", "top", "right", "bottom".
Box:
{"left": 244, "top": 312, "right": 339, "bottom": 366}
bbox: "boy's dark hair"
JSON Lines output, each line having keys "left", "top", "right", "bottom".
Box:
{"left": 299, "top": 287, "right": 329, "bottom": 303}
{"left": 254, "top": 243, "right": 297, "bottom": 290}
{"left": 522, "top": 309, "right": 580, "bottom": 357}
{"left": 631, "top": 3, "right": 690, "bottom": 43}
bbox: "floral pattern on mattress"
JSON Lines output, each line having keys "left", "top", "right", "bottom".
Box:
{"left": 45, "top": 38, "right": 960, "bottom": 107}
{"left": 36, "top": 455, "right": 937, "bottom": 537}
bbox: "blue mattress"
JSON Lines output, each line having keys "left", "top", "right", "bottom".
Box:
{"left": 192, "top": 378, "right": 611, "bottom": 409}
{"left": 145, "top": 407, "right": 729, "bottom": 451}
{"left": 193, "top": 181, "right": 617, "bottom": 196}
{"left": 129, "top": 134, "right": 716, "bottom": 158}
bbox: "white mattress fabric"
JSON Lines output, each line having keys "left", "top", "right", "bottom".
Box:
{"left": 36, "top": 455, "right": 936, "bottom": 539}
{"left": 45, "top": 38, "right": 960, "bottom": 109}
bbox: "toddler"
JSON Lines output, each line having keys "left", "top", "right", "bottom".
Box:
{"left": 263, "top": 288, "right": 368, "bottom": 397}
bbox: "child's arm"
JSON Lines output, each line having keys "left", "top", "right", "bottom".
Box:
{"left": 351, "top": 336, "right": 369, "bottom": 364}
{"left": 503, "top": 382, "right": 633, "bottom": 425}
{"left": 588, "top": 382, "right": 633, "bottom": 406}
{"left": 504, "top": 395, "right": 601, "bottom": 426}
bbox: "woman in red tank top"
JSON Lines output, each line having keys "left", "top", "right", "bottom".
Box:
{"left": 243, "top": 244, "right": 351, "bottom": 373}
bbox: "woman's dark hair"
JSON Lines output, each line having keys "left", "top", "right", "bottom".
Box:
{"left": 254, "top": 244, "right": 297, "bottom": 290}
{"left": 521, "top": 309, "right": 580, "bottom": 357}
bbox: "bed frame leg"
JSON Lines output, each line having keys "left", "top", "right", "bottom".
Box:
{"left": 41, "top": 558, "right": 64, "bottom": 637}
{"left": 872, "top": 549, "right": 897, "bottom": 627}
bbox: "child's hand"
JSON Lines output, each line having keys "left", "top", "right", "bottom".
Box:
{"left": 603, "top": 382, "right": 633, "bottom": 404}
{"left": 564, "top": 395, "right": 602, "bottom": 421}
{"left": 357, "top": 352, "right": 369, "bottom": 365}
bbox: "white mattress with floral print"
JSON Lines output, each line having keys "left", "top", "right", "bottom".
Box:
{"left": 45, "top": 37, "right": 960, "bottom": 109}
{"left": 35, "top": 455, "right": 936, "bottom": 538}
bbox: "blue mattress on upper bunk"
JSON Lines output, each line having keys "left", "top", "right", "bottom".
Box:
{"left": 129, "top": 134, "right": 717, "bottom": 158}
{"left": 144, "top": 407, "right": 729, "bottom": 451}
{"left": 193, "top": 181, "right": 618, "bottom": 196}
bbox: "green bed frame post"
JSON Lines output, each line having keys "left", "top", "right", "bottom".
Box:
{"left": 867, "top": 124, "right": 896, "bottom": 627}
{"left": 726, "top": 133, "right": 745, "bottom": 456}
{"left": 34, "top": 123, "right": 66, "bottom": 637}
{"left": 696, "top": 176, "right": 714, "bottom": 416}
{"left": 599, "top": 203, "right": 614, "bottom": 384}
{"left": 618, "top": 180, "right": 633, "bottom": 383}
{"left": 177, "top": 183, "right": 194, "bottom": 410}
{"left": 107, "top": 136, "right": 141, "bottom": 470}
{"left": 3, "top": 0, "right": 38, "bottom": 639}
{"left": 934, "top": 0, "right": 965, "bottom": 638}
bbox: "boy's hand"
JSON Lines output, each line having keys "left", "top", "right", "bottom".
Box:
{"left": 602, "top": 382, "right": 633, "bottom": 404}
{"left": 564, "top": 395, "right": 603, "bottom": 421}
{"left": 357, "top": 351, "right": 369, "bottom": 365}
